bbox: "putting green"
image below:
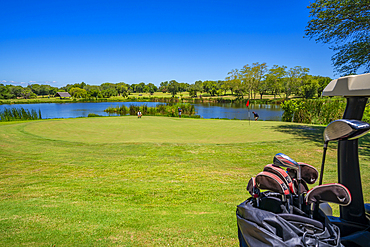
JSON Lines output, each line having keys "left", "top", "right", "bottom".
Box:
{"left": 21, "top": 116, "right": 297, "bottom": 144}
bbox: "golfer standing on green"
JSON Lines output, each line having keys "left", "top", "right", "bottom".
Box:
{"left": 178, "top": 107, "right": 182, "bottom": 118}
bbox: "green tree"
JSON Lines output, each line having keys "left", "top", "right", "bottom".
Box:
{"left": 251, "top": 62, "right": 268, "bottom": 99}
{"left": 0, "top": 85, "right": 15, "bottom": 99}
{"left": 240, "top": 63, "right": 267, "bottom": 99}
{"left": 159, "top": 81, "right": 168, "bottom": 93}
{"left": 284, "top": 66, "right": 309, "bottom": 99}
{"left": 39, "top": 85, "right": 50, "bottom": 97}
{"left": 102, "top": 88, "right": 118, "bottom": 98}
{"left": 225, "top": 69, "right": 242, "bottom": 96}
{"left": 28, "top": 84, "right": 41, "bottom": 95}
{"left": 69, "top": 87, "right": 88, "bottom": 98}
{"left": 266, "top": 65, "right": 287, "bottom": 98}
{"left": 315, "top": 76, "right": 332, "bottom": 96}
{"left": 85, "top": 85, "right": 102, "bottom": 98}
{"left": 115, "top": 82, "right": 129, "bottom": 97}
{"left": 167, "top": 80, "right": 180, "bottom": 97}
{"left": 202, "top": 80, "right": 217, "bottom": 95}
{"left": 298, "top": 75, "right": 320, "bottom": 99}
{"left": 305, "top": 0, "right": 370, "bottom": 75}
{"left": 147, "top": 83, "right": 158, "bottom": 94}
{"left": 20, "top": 87, "right": 37, "bottom": 99}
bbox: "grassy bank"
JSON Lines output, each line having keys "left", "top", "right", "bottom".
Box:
{"left": 1, "top": 117, "right": 369, "bottom": 246}
{"left": 0, "top": 93, "right": 284, "bottom": 105}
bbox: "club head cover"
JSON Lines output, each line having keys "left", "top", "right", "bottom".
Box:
{"left": 288, "top": 162, "right": 319, "bottom": 184}
{"left": 305, "top": 183, "right": 352, "bottom": 206}
{"left": 273, "top": 153, "right": 299, "bottom": 170}
{"left": 263, "top": 164, "right": 296, "bottom": 194}
{"left": 246, "top": 177, "right": 259, "bottom": 197}
{"left": 255, "top": 171, "right": 290, "bottom": 196}
{"left": 293, "top": 178, "right": 309, "bottom": 194}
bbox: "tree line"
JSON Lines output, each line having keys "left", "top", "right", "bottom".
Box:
{"left": 0, "top": 63, "right": 332, "bottom": 100}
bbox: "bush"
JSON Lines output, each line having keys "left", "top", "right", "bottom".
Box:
{"left": 281, "top": 98, "right": 346, "bottom": 125}
{"left": 88, "top": 113, "right": 103, "bottom": 117}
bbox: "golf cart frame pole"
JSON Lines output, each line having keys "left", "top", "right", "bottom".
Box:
{"left": 322, "top": 73, "right": 370, "bottom": 235}
{"left": 339, "top": 97, "right": 368, "bottom": 225}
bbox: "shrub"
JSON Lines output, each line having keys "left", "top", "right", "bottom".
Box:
{"left": 88, "top": 113, "right": 103, "bottom": 117}
{"left": 281, "top": 98, "right": 346, "bottom": 125}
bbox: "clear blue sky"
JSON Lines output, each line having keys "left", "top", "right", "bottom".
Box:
{"left": 1, "top": 0, "right": 334, "bottom": 88}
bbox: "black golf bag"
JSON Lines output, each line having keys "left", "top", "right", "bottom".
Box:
{"left": 237, "top": 154, "right": 351, "bottom": 247}
{"left": 237, "top": 198, "right": 343, "bottom": 247}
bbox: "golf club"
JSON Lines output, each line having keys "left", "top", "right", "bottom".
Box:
{"left": 263, "top": 164, "right": 296, "bottom": 194}
{"left": 255, "top": 171, "right": 292, "bottom": 212}
{"left": 287, "top": 162, "right": 318, "bottom": 185}
{"left": 306, "top": 183, "right": 351, "bottom": 219}
{"left": 247, "top": 177, "right": 261, "bottom": 207}
{"left": 319, "top": 119, "right": 370, "bottom": 185}
{"left": 273, "top": 153, "right": 302, "bottom": 209}
{"left": 306, "top": 183, "right": 351, "bottom": 206}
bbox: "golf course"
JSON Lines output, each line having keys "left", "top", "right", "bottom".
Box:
{"left": 1, "top": 116, "right": 370, "bottom": 246}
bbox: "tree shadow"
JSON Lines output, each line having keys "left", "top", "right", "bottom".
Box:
{"left": 271, "top": 124, "right": 325, "bottom": 146}
{"left": 271, "top": 124, "right": 370, "bottom": 158}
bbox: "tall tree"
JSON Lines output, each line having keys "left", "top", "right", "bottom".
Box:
{"left": 69, "top": 87, "right": 88, "bottom": 98}
{"left": 167, "top": 80, "right": 180, "bottom": 97}
{"left": 298, "top": 75, "right": 320, "bottom": 99}
{"left": 225, "top": 69, "right": 242, "bottom": 97}
{"left": 251, "top": 62, "right": 268, "bottom": 99}
{"left": 159, "top": 81, "right": 168, "bottom": 93}
{"left": 315, "top": 76, "right": 332, "bottom": 96}
{"left": 240, "top": 63, "right": 268, "bottom": 99}
{"left": 305, "top": 0, "right": 370, "bottom": 75}
{"left": 266, "top": 65, "right": 287, "bottom": 98}
{"left": 239, "top": 65, "right": 253, "bottom": 98}
{"left": 284, "top": 66, "right": 309, "bottom": 99}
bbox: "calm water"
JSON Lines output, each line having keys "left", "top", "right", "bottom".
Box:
{"left": 193, "top": 102, "right": 282, "bottom": 121}
{"left": 0, "top": 102, "right": 283, "bottom": 121}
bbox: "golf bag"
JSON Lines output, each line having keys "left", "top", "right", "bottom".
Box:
{"left": 237, "top": 198, "right": 343, "bottom": 247}
{"left": 237, "top": 154, "right": 349, "bottom": 247}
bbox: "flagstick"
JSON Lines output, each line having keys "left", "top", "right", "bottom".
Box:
{"left": 246, "top": 99, "right": 250, "bottom": 125}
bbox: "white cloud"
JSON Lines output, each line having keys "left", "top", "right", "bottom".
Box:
{"left": 1, "top": 80, "right": 59, "bottom": 86}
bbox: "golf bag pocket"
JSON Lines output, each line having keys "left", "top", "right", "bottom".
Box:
{"left": 237, "top": 199, "right": 343, "bottom": 247}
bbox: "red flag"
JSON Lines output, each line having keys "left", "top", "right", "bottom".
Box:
{"left": 246, "top": 100, "right": 249, "bottom": 107}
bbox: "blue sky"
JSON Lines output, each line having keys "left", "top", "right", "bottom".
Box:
{"left": 1, "top": 0, "right": 334, "bottom": 88}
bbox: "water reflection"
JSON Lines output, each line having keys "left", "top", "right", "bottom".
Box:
{"left": 193, "top": 102, "right": 282, "bottom": 121}
{"left": 0, "top": 102, "right": 282, "bottom": 121}
{"left": 0, "top": 102, "right": 163, "bottom": 119}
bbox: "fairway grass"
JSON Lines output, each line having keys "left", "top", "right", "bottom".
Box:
{"left": 1, "top": 117, "right": 370, "bottom": 246}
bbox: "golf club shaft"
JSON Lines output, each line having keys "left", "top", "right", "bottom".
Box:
{"left": 319, "top": 142, "right": 328, "bottom": 185}
{"left": 298, "top": 166, "right": 301, "bottom": 210}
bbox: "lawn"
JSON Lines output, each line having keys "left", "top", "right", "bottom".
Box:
{"left": 1, "top": 116, "right": 369, "bottom": 246}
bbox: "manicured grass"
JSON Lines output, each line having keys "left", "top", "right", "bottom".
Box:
{"left": 1, "top": 117, "right": 370, "bottom": 246}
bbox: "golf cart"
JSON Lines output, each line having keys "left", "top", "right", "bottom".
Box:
{"left": 237, "top": 73, "right": 370, "bottom": 246}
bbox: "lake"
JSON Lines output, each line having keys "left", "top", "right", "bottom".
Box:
{"left": 0, "top": 102, "right": 283, "bottom": 121}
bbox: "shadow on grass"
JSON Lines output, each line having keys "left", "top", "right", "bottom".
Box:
{"left": 271, "top": 124, "right": 325, "bottom": 146}
{"left": 271, "top": 124, "right": 370, "bottom": 159}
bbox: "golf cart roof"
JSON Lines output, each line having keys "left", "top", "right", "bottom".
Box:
{"left": 322, "top": 73, "right": 370, "bottom": 97}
